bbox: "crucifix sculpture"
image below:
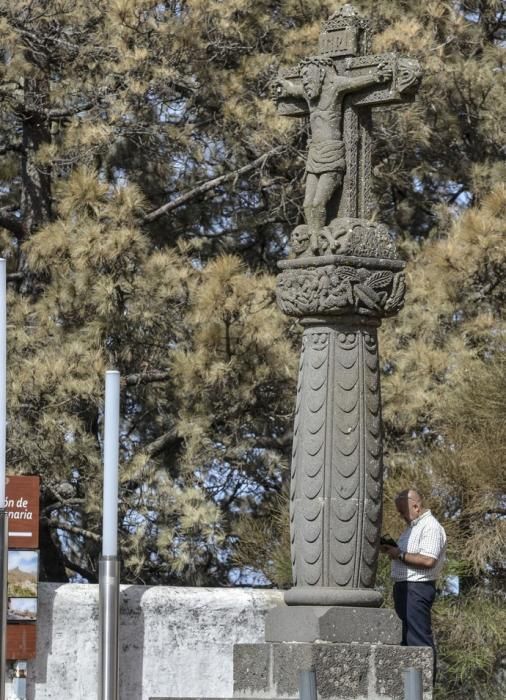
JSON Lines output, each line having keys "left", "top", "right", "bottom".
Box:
{"left": 273, "top": 5, "right": 422, "bottom": 608}
{"left": 276, "top": 56, "right": 393, "bottom": 254}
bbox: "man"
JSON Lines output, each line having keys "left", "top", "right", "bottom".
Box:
{"left": 381, "top": 489, "right": 446, "bottom": 677}
{"left": 275, "top": 57, "right": 391, "bottom": 254}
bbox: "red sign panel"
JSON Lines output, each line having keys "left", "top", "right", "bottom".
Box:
{"left": 5, "top": 475, "right": 40, "bottom": 659}
{"left": 5, "top": 476, "right": 40, "bottom": 548}
{"left": 6, "top": 624, "right": 37, "bottom": 660}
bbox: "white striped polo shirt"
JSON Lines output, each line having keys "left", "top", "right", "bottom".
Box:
{"left": 391, "top": 510, "right": 447, "bottom": 582}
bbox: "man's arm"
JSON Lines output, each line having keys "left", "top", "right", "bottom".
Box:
{"left": 382, "top": 545, "right": 437, "bottom": 569}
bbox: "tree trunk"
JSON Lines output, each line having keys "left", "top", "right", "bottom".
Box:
{"left": 21, "top": 77, "right": 52, "bottom": 233}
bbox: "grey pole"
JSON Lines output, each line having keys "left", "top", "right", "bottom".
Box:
{"left": 98, "top": 555, "right": 120, "bottom": 700}
{"left": 298, "top": 669, "right": 317, "bottom": 700}
{"left": 404, "top": 667, "right": 423, "bottom": 700}
{"left": 12, "top": 660, "right": 27, "bottom": 700}
{"left": 99, "top": 370, "right": 120, "bottom": 700}
{"left": 0, "top": 509, "right": 8, "bottom": 700}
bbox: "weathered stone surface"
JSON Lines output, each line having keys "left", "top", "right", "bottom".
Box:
{"left": 234, "top": 644, "right": 271, "bottom": 697}
{"left": 233, "top": 642, "right": 433, "bottom": 700}
{"left": 265, "top": 605, "right": 401, "bottom": 644}
{"left": 6, "top": 583, "right": 282, "bottom": 700}
{"left": 374, "top": 645, "right": 433, "bottom": 699}
{"left": 273, "top": 4, "right": 422, "bottom": 608}
{"left": 284, "top": 320, "right": 385, "bottom": 606}
{"left": 276, "top": 257, "right": 406, "bottom": 319}
{"left": 289, "top": 219, "right": 399, "bottom": 261}
{"left": 274, "top": 643, "right": 371, "bottom": 698}
{"left": 273, "top": 7, "right": 422, "bottom": 254}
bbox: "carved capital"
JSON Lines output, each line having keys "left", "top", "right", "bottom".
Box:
{"left": 277, "top": 255, "right": 406, "bottom": 319}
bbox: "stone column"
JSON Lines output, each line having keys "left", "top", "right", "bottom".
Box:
{"left": 286, "top": 317, "right": 383, "bottom": 607}
{"left": 277, "top": 250, "right": 404, "bottom": 607}
{"left": 275, "top": 246, "right": 406, "bottom": 610}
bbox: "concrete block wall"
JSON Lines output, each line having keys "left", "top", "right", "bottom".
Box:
{"left": 7, "top": 583, "right": 282, "bottom": 700}
{"left": 6, "top": 584, "right": 433, "bottom": 700}
{"left": 234, "top": 643, "right": 433, "bottom": 700}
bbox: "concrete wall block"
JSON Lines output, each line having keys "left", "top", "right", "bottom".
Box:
{"left": 272, "top": 643, "right": 371, "bottom": 699}
{"left": 271, "top": 643, "right": 314, "bottom": 698}
{"left": 233, "top": 644, "right": 272, "bottom": 697}
{"left": 373, "top": 645, "right": 433, "bottom": 699}
{"left": 313, "top": 644, "right": 371, "bottom": 699}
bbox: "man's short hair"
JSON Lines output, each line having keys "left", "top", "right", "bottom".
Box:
{"left": 395, "top": 488, "right": 423, "bottom": 505}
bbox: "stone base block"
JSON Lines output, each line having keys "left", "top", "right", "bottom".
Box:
{"left": 283, "top": 586, "right": 383, "bottom": 607}
{"left": 233, "top": 643, "right": 433, "bottom": 700}
{"left": 265, "top": 606, "right": 401, "bottom": 644}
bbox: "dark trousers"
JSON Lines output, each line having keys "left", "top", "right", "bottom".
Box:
{"left": 393, "top": 580, "right": 437, "bottom": 679}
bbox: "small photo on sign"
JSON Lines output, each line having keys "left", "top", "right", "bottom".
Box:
{"left": 8, "top": 550, "right": 38, "bottom": 598}
{"left": 8, "top": 598, "right": 37, "bottom": 622}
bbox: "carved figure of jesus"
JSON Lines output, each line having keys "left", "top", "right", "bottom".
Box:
{"left": 276, "top": 57, "right": 392, "bottom": 254}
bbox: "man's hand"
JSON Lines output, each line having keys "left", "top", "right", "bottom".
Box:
{"left": 381, "top": 545, "right": 401, "bottom": 560}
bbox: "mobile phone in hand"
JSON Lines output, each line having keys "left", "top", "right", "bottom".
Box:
{"left": 380, "top": 535, "right": 397, "bottom": 547}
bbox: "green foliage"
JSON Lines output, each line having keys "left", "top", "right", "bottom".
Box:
{"left": 433, "top": 593, "right": 506, "bottom": 700}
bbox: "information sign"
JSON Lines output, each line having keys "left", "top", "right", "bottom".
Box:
{"left": 5, "top": 475, "right": 40, "bottom": 660}
{"left": 5, "top": 475, "right": 40, "bottom": 548}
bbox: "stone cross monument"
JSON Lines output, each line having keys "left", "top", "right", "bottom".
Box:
{"left": 273, "top": 5, "right": 422, "bottom": 609}
{"left": 232, "top": 9, "right": 434, "bottom": 697}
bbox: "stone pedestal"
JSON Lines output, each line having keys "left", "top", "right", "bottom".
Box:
{"left": 233, "top": 643, "right": 433, "bottom": 700}
{"left": 265, "top": 606, "right": 401, "bottom": 645}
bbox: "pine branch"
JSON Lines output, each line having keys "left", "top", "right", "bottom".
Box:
{"left": 47, "top": 101, "right": 95, "bottom": 120}
{"left": 143, "top": 143, "right": 290, "bottom": 223}
{"left": 255, "top": 430, "right": 293, "bottom": 451}
{"left": 0, "top": 208, "right": 27, "bottom": 238}
{"left": 62, "top": 554, "right": 98, "bottom": 583}
{"left": 145, "top": 426, "right": 180, "bottom": 457}
{"left": 122, "top": 370, "right": 171, "bottom": 387}
{"left": 44, "top": 518, "right": 101, "bottom": 543}
{"left": 0, "top": 143, "right": 21, "bottom": 156}
{"left": 42, "top": 499, "right": 86, "bottom": 516}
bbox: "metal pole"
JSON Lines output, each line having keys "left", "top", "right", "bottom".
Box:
{"left": 102, "top": 371, "right": 120, "bottom": 558}
{"left": 99, "top": 370, "right": 120, "bottom": 700}
{"left": 11, "top": 660, "right": 27, "bottom": 700}
{"left": 0, "top": 260, "right": 6, "bottom": 700}
{"left": 404, "top": 667, "right": 423, "bottom": 700}
{"left": 0, "top": 510, "right": 8, "bottom": 700}
{"left": 98, "top": 555, "right": 119, "bottom": 700}
{"left": 298, "top": 669, "right": 317, "bottom": 700}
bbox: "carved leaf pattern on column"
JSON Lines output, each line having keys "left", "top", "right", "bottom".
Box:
{"left": 361, "top": 331, "right": 382, "bottom": 587}
{"left": 290, "top": 335, "right": 306, "bottom": 585}
{"left": 331, "top": 329, "right": 382, "bottom": 588}
{"left": 332, "top": 331, "right": 360, "bottom": 586}
{"left": 296, "top": 331, "right": 328, "bottom": 586}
